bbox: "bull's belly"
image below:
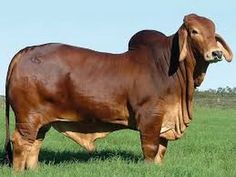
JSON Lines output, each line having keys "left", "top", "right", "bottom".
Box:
{"left": 52, "top": 121, "right": 110, "bottom": 152}
{"left": 51, "top": 119, "right": 128, "bottom": 152}
{"left": 54, "top": 101, "right": 130, "bottom": 127}
{"left": 50, "top": 100, "right": 132, "bottom": 151}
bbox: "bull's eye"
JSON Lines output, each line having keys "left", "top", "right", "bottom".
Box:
{"left": 191, "top": 29, "right": 199, "bottom": 35}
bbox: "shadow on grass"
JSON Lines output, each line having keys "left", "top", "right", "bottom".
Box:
{"left": 0, "top": 149, "right": 142, "bottom": 167}
{"left": 39, "top": 149, "right": 141, "bottom": 164}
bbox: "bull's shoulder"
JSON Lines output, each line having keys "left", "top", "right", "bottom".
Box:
{"left": 128, "top": 30, "right": 167, "bottom": 50}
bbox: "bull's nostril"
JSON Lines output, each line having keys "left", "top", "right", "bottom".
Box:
{"left": 212, "top": 51, "right": 223, "bottom": 59}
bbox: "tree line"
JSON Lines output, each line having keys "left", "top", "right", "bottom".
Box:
{"left": 195, "top": 86, "right": 236, "bottom": 97}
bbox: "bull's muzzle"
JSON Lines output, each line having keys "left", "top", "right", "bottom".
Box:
{"left": 205, "top": 50, "right": 224, "bottom": 63}
{"left": 212, "top": 50, "right": 223, "bottom": 60}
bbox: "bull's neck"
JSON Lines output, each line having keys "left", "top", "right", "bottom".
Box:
{"left": 166, "top": 33, "right": 196, "bottom": 120}
{"left": 191, "top": 50, "right": 210, "bottom": 88}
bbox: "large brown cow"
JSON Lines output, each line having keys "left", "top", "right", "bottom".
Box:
{"left": 3, "top": 14, "right": 233, "bottom": 171}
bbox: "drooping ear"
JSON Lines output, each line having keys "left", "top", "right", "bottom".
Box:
{"left": 215, "top": 33, "right": 233, "bottom": 62}
{"left": 178, "top": 25, "right": 188, "bottom": 61}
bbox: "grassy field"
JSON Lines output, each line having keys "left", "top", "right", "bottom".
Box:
{"left": 0, "top": 105, "right": 236, "bottom": 177}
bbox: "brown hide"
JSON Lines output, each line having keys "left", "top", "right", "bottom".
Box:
{"left": 4, "top": 14, "right": 233, "bottom": 170}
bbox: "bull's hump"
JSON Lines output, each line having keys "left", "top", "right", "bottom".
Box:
{"left": 128, "top": 30, "right": 167, "bottom": 50}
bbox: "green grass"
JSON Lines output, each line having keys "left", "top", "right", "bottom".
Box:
{"left": 0, "top": 106, "right": 236, "bottom": 177}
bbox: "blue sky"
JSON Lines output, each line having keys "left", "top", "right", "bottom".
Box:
{"left": 0, "top": 0, "right": 235, "bottom": 95}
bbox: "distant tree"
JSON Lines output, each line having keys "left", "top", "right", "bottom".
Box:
{"left": 233, "top": 87, "right": 236, "bottom": 94}
{"left": 217, "top": 87, "right": 222, "bottom": 96}
{"left": 208, "top": 89, "right": 216, "bottom": 93}
{"left": 226, "top": 86, "right": 232, "bottom": 95}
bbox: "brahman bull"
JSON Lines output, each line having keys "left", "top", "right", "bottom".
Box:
{"left": 3, "top": 14, "right": 233, "bottom": 171}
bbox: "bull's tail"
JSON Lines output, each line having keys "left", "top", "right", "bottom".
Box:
{"left": 2, "top": 53, "right": 19, "bottom": 166}
{"left": 3, "top": 85, "right": 13, "bottom": 166}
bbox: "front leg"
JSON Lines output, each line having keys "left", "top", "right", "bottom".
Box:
{"left": 155, "top": 138, "right": 168, "bottom": 164}
{"left": 136, "top": 102, "right": 164, "bottom": 163}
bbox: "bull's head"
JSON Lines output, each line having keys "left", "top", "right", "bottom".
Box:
{"left": 178, "top": 14, "right": 233, "bottom": 63}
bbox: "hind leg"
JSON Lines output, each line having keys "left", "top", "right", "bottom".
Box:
{"left": 12, "top": 113, "right": 46, "bottom": 171}
{"left": 12, "top": 130, "right": 33, "bottom": 171}
{"left": 25, "top": 125, "right": 51, "bottom": 169}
